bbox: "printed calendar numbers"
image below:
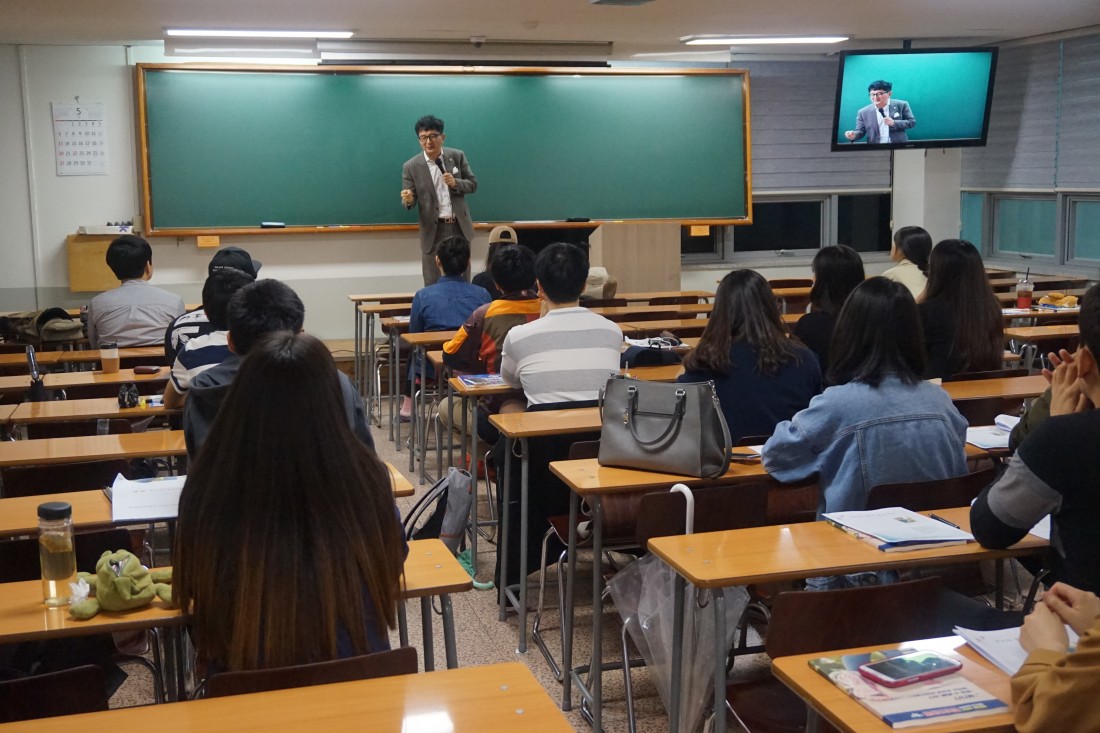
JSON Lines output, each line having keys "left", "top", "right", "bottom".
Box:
{"left": 52, "top": 102, "right": 109, "bottom": 175}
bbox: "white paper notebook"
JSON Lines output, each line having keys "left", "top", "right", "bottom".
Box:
{"left": 108, "top": 474, "right": 185, "bottom": 521}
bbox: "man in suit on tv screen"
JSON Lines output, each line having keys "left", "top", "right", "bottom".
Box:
{"left": 845, "top": 80, "right": 916, "bottom": 144}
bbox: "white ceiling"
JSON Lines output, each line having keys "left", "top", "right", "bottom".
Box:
{"left": 1, "top": 0, "right": 1098, "bottom": 58}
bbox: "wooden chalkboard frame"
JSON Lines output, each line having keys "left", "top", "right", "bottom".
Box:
{"left": 135, "top": 64, "right": 753, "bottom": 236}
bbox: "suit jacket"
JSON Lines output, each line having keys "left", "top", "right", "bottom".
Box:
{"left": 851, "top": 100, "right": 916, "bottom": 144}
{"left": 401, "top": 147, "right": 477, "bottom": 253}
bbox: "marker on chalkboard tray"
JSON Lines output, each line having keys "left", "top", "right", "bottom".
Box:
{"left": 261, "top": 221, "right": 286, "bottom": 228}
{"left": 566, "top": 218, "right": 591, "bottom": 223}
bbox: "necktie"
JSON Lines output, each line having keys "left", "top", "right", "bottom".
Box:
{"left": 435, "top": 158, "right": 445, "bottom": 174}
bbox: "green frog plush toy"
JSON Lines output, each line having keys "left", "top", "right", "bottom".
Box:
{"left": 68, "top": 549, "right": 173, "bottom": 620}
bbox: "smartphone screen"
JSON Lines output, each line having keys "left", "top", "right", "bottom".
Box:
{"left": 859, "top": 651, "right": 962, "bottom": 687}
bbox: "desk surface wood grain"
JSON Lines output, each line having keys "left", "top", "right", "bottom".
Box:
{"left": 0, "top": 430, "right": 186, "bottom": 467}
{"left": 8, "top": 396, "right": 175, "bottom": 424}
{"left": 647, "top": 506, "right": 1047, "bottom": 589}
{"left": 0, "top": 662, "right": 571, "bottom": 732}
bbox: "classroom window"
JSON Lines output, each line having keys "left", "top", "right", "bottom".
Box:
{"left": 960, "top": 192, "right": 985, "bottom": 246}
{"left": 992, "top": 196, "right": 1057, "bottom": 259}
{"left": 1067, "top": 197, "right": 1100, "bottom": 263}
{"left": 682, "top": 192, "right": 893, "bottom": 264}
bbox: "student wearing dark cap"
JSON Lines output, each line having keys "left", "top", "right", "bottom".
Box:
{"left": 164, "top": 246, "right": 261, "bottom": 363}
{"left": 473, "top": 225, "right": 519, "bottom": 300}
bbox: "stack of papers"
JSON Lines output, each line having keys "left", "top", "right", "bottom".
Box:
{"left": 966, "top": 415, "right": 1021, "bottom": 450}
{"left": 823, "top": 507, "right": 974, "bottom": 553}
{"left": 955, "top": 625, "right": 1079, "bottom": 675}
{"left": 106, "top": 474, "right": 185, "bottom": 521}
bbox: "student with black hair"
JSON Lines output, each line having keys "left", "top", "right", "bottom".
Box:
{"left": 763, "top": 278, "right": 968, "bottom": 588}
{"left": 972, "top": 283, "right": 1100, "bottom": 594}
{"left": 183, "top": 279, "right": 372, "bottom": 457}
{"left": 919, "top": 238, "right": 1003, "bottom": 380}
{"left": 793, "top": 245, "right": 866, "bottom": 373}
{"left": 882, "top": 226, "right": 932, "bottom": 300}
{"left": 401, "top": 235, "right": 491, "bottom": 419}
{"left": 163, "top": 268, "right": 254, "bottom": 409}
{"left": 87, "top": 234, "right": 184, "bottom": 347}
{"left": 679, "top": 269, "right": 821, "bottom": 444}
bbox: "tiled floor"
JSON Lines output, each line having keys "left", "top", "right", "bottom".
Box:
{"left": 112, "top": 418, "right": 770, "bottom": 731}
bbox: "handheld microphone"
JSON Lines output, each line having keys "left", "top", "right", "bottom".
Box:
{"left": 878, "top": 107, "right": 887, "bottom": 118}
{"left": 435, "top": 158, "right": 445, "bottom": 173}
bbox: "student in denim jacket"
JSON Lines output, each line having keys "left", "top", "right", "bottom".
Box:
{"left": 762, "top": 277, "right": 969, "bottom": 589}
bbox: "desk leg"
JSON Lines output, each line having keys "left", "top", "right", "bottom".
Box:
{"left": 669, "top": 573, "right": 686, "bottom": 733}
{"left": 353, "top": 304, "right": 361, "bottom": 398}
{"left": 398, "top": 603, "right": 409, "bottom": 647}
{"left": 562, "top": 490, "right": 579, "bottom": 712}
{"left": 465, "top": 392, "right": 479, "bottom": 576}
{"left": 421, "top": 596, "right": 435, "bottom": 672}
{"left": 498, "top": 437, "right": 514, "bottom": 622}
{"left": 995, "top": 559, "right": 1005, "bottom": 611}
{"left": 441, "top": 594, "right": 458, "bottom": 669}
{"left": 389, "top": 329, "right": 398, "bottom": 443}
{"left": 518, "top": 436, "right": 530, "bottom": 654}
{"left": 366, "top": 314, "right": 378, "bottom": 425}
{"left": 409, "top": 348, "right": 421, "bottom": 479}
{"left": 713, "top": 590, "right": 727, "bottom": 733}
{"left": 588, "top": 494, "right": 604, "bottom": 731}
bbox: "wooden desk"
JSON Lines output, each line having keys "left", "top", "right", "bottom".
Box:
{"left": 615, "top": 290, "right": 714, "bottom": 303}
{"left": 0, "top": 430, "right": 186, "bottom": 468}
{"left": 620, "top": 318, "right": 709, "bottom": 338}
{"left": 58, "top": 346, "right": 165, "bottom": 365}
{"left": 996, "top": 288, "right": 1087, "bottom": 306}
{"left": 773, "top": 636, "right": 1014, "bottom": 733}
{"left": 8, "top": 396, "right": 175, "bottom": 424}
{"left": 0, "top": 463, "right": 411, "bottom": 539}
{"left": 987, "top": 275, "right": 1085, "bottom": 292}
{"left": 355, "top": 301, "right": 414, "bottom": 419}
{"left": 0, "top": 351, "right": 63, "bottom": 369}
{"left": 941, "top": 375, "right": 1047, "bottom": 402}
{"left": 349, "top": 293, "right": 415, "bottom": 413}
{"left": 590, "top": 303, "right": 712, "bottom": 321}
{"left": 650, "top": 507, "right": 1047, "bottom": 733}
{"left": 401, "top": 330, "right": 459, "bottom": 483}
{"left": 400, "top": 538, "right": 475, "bottom": 671}
{"left": 0, "top": 367, "right": 170, "bottom": 397}
{"left": 1001, "top": 307, "right": 1079, "bottom": 323}
{"left": 0, "top": 662, "right": 572, "bottom": 732}
{"left": 1004, "top": 324, "right": 1079, "bottom": 342}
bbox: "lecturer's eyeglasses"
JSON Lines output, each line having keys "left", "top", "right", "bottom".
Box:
{"left": 418, "top": 133, "right": 442, "bottom": 142}
{"left": 869, "top": 91, "right": 890, "bottom": 98}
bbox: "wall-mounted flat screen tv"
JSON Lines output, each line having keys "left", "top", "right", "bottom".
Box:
{"left": 831, "top": 47, "right": 998, "bottom": 152}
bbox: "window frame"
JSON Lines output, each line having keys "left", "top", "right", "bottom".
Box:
{"left": 682, "top": 189, "right": 894, "bottom": 269}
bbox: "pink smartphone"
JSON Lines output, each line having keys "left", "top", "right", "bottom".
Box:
{"left": 858, "top": 651, "right": 962, "bottom": 688}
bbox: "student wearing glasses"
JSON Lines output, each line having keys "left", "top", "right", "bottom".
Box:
{"left": 400, "top": 115, "right": 478, "bottom": 285}
{"left": 844, "top": 80, "right": 916, "bottom": 145}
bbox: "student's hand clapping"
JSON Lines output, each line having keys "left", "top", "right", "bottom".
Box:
{"left": 1048, "top": 350, "right": 1091, "bottom": 416}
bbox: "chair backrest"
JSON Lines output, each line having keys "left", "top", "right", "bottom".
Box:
{"left": 579, "top": 297, "right": 627, "bottom": 308}
{"left": 942, "top": 368, "right": 1029, "bottom": 383}
{"left": 203, "top": 646, "right": 418, "bottom": 699}
{"left": 0, "top": 459, "right": 132, "bottom": 498}
{"left": 568, "top": 440, "right": 601, "bottom": 460}
{"left": 866, "top": 467, "right": 997, "bottom": 513}
{"left": 767, "top": 278, "right": 813, "bottom": 289}
{"left": 0, "top": 665, "right": 109, "bottom": 723}
{"left": 634, "top": 481, "right": 771, "bottom": 547}
{"left": 0, "top": 528, "right": 135, "bottom": 583}
{"left": 765, "top": 576, "right": 943, "bottom": 659}
{"left": 648, "top": 295, "right": 699, "bottom": 305}
{"left": 26, "top": 418, "right": 133, "bottom": 440}
{"left": 951, "top": 396, "right": 1025, "bottom": 427}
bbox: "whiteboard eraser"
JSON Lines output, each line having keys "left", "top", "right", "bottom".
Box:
{"left": 260, "top": 221, "right": 286, "bottom": 228}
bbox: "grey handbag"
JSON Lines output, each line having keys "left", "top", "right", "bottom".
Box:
{"left": 597, "top": 375, "right": 732, "bottom": 478}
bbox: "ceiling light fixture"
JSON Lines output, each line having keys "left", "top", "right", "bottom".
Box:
{"left": 166, "top": 29, "right": 353, "bottom": 39}
{"left": 681, "top": 35, "right": 848, "bottom": 45}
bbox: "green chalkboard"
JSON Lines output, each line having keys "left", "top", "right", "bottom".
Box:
{"left": 138, "top": 66, "right": 750, "bottom": 233}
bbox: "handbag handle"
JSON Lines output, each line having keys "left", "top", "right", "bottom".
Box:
{"left": 625, "top": 385, "right": 686, "bottom": 447}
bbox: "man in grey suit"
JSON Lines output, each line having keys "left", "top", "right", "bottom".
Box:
{"left": 400, "top": 115, "right": 478, "bottom": 285}
{"left": 844, "top": 80, "right": 916, "bottom": 145}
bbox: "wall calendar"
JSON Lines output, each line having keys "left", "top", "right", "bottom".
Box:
{"left": 52, "top": 101, "right": 108, "bottom": 176}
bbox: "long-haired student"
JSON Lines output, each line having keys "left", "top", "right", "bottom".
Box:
{"left": 678, "top": 269, "right": 821, "bottom": 444}
{"left": 762, "top": 278, "right": 967, "bottom": 588}
{"left": 919, "top": 238, "right": 1003, "bottom": 380}
{"left": 174, "top": 332, "right": 406, "bottom": 672}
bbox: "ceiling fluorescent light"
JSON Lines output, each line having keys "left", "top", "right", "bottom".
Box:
{"left": 164, "top": 38, "right": 320, "bottom": 60}
{"left": 682, "top": 35, "right": 848, "bottom": 45}
{"left": 166, "top": 29, "right": 352, "bottom": 39}
{"left": 318, "top": 39, "right": 611, "bottom": 65}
